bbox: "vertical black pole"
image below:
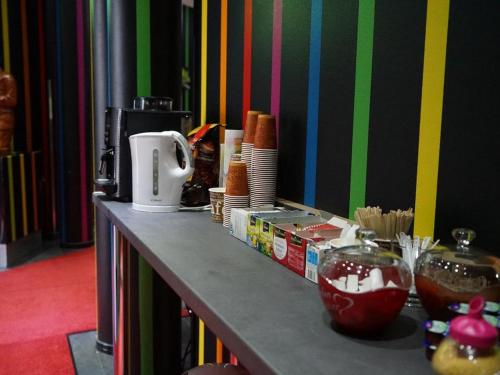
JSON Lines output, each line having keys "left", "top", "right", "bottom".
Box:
{"left": 93, "top": 0, "right": 113, "bottom": 354}
{"left": 150, "top": 0, "right": 182, "bottom": 107}
{"left": 109, "top": 0, "right": 136, "bottom": 108}
{"left": 108, "top": 0, "right": 136, "bottom": 370}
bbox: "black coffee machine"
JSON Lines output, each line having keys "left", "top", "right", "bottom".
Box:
{"left": 96, "top": 96, "right": 192, "bottom": 201}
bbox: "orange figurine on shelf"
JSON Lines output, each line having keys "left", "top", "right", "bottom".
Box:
{"left": 0, "top": 66, "right": 17, "bottom": 156}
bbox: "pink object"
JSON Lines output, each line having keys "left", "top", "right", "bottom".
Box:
{"left": 449, "top": 295, "right": 498, "bottom": 349}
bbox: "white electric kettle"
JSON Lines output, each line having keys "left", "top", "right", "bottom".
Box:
{"left": 129, "top": 131, "right": 193, "bottom": 212}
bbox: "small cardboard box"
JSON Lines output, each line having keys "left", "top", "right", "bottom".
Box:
{"left": 286, "top": 223, "right": 341, "bottom": 277}
{"left": 305, "top": 241, "right": 333, "bottom": 284}
{"left": 272, "top": 218, "right": 327, "bottom": 268}
{"left": 258, "top": 215, "right": 319, "bottom": 257}
{"left": 246, "top": 211, "right": 309, "bottom": 249}
{"left": 230, "top": 207, "right": 282, "bottom": 242}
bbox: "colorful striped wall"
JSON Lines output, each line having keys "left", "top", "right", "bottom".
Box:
{"left": 0, "top": 0, "right": 94, "bottom": 245}
{"left": 198, "top": 0, "right": 500, "bottom": 251}
{"left": 1, "top": 0, "right": 54, "bottom": 241}
{"left": 0, "top": 152, "right": 41, "bottom": 244}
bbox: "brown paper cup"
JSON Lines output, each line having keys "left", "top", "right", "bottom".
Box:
{"left": 225, "top": 160, "right": 249, "bottom": 196}
{"left": 209, "top": 187, "right": 225, "bottom": 222}
{"left": 254, "top": 114, "right": 277, "bottom": 149}
{"left": 242, "top": 110, "right": 263, "bottom": 144}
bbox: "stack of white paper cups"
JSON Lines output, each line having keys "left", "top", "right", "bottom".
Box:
{"left": 250, "top": 114, "right": 278, "bottom": 207}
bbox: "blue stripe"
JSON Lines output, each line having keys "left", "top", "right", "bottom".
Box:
{"left": 304, "top": 0, "right": 323, "bottom": 206}
{"left": 55, "top": 0, "right": 66, "bottom": 239}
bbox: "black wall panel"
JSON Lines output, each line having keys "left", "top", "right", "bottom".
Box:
{"left": 315, "top": 0, "right": 358, "bottom": 218}
{"left": 250, "top": 0, "right": 273, "bottom": 113}
{"left": 206, "top": 0, "right": 221, "bottom": 123}
{"left": 436, "top": 0, "right": 500, "bottom": 250}
{"left": 365, "top": 0, "right": 426, "bottom": 211}
{"left": 225, "top": 1, "right": 244, "bottom": 129}
{"left": 277, "top": 0, "right": 311, "bottom": 203}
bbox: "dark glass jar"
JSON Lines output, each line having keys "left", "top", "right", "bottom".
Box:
{"left": 414, "top": 228, "right": 500, "bottom": 320}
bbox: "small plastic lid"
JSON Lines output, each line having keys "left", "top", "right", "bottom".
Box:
{"left": 449, "top": 295, "right": 498, "bottom": 349}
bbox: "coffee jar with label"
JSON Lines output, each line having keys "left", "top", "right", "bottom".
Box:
{"left": 432, "top": 295, "right": 500, "bottom": 375}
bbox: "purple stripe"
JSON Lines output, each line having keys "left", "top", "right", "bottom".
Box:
{"left": 76, "top": 0, "right": 88, "bottom": 240}
{"left": 271, "top": 0, "right": 282, "bottom": 145}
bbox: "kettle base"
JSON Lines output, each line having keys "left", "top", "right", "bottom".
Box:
{"left": 132, "top": 203, "right": 179, "bottom": 212}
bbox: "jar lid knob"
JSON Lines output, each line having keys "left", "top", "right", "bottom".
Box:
{"left": 356, "top": 228, "right": 376, "bottom": 243}
{"left": 452, "top": 228, "right": 476, "bottom": 249}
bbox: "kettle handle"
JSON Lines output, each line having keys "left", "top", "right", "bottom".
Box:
{"left": 169, "top": 131, "right": 194, "bottom": 177}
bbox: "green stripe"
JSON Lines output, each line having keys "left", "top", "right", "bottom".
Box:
{"left": 136, "top": 0, "right": 151, "bottom": 96}
{"left": 348, "top": 0, "right": 375, "bottom": 219}
{"left": 137, "top": 1, "right": 153, "bottom": 373}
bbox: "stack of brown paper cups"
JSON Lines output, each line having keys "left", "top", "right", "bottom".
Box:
{"left": 241, "top": 110, "right": 262, "bottom": 191}
{"left": 250, "top": 115, "right": 278, "bottom": 207}
{"left": 223, "top": 160, "right": 250, "bottom": 227}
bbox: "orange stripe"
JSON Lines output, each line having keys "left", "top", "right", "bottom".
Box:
{"left": 20, "top": 0, "right": 32, "bottom": 152}
{"left": 219, "top": 0, "right": 227, "bottom": 124}
{"left": 200, "top": 0, "right": 207, "bottom": 126}
{"left": 216, "top": 338, "right": 223, "bottom": 364}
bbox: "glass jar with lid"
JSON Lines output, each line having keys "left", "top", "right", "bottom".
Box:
{"left": 414, "top": 228, "right": 500, "bottom": 320}
{"left": 318, "top": 229, "right": 412, "bottom": 335}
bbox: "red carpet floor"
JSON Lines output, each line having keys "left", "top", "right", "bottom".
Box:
{"left": 0, "top": 248, "right": 96, "bottom": 375}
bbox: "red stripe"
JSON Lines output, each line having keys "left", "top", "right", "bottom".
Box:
{"left": 242, "top": 0, "right": 252, "bottom": 129}
{"left": 230, "top": 353, "right": 238, "bottom": 365}
{"left": 76, "top": 0, "right": 88, "bottom": 240}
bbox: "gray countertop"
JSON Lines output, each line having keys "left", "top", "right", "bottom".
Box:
{"left": 95, "top": 198, "right": 433, "bottom": 375}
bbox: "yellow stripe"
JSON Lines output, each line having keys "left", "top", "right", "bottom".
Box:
{"left": 414, "top": 0, "right": 450, "bottom": 237}
{"left": 7, "top": 156, "right": 15, "bottom": 241}
{"left": 31, "top": 153, "right": 39, "bottom": 231}
{"left": 19, "top": 154, "right": 28, "bottom": 236}
{"left": 198, "top": 319, "right": 205, "bottom": 365}
{"left": 1, "top": 0, "right": 10, "bottom": 72}
{"left": 200, "top": 0, "right": 207, "bottom": 126}
{"left": 219, "top": 0, "right": 227, "bottom": 124}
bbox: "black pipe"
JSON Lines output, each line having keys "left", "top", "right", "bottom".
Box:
{"left": 92, "top": 0, "right": 113, "bottom": 354}
{"left": 106, "top": 0, "right": 137, "bottom": 364}
{"left": 109, "top": 0, "right": 137, "bottom": 108}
